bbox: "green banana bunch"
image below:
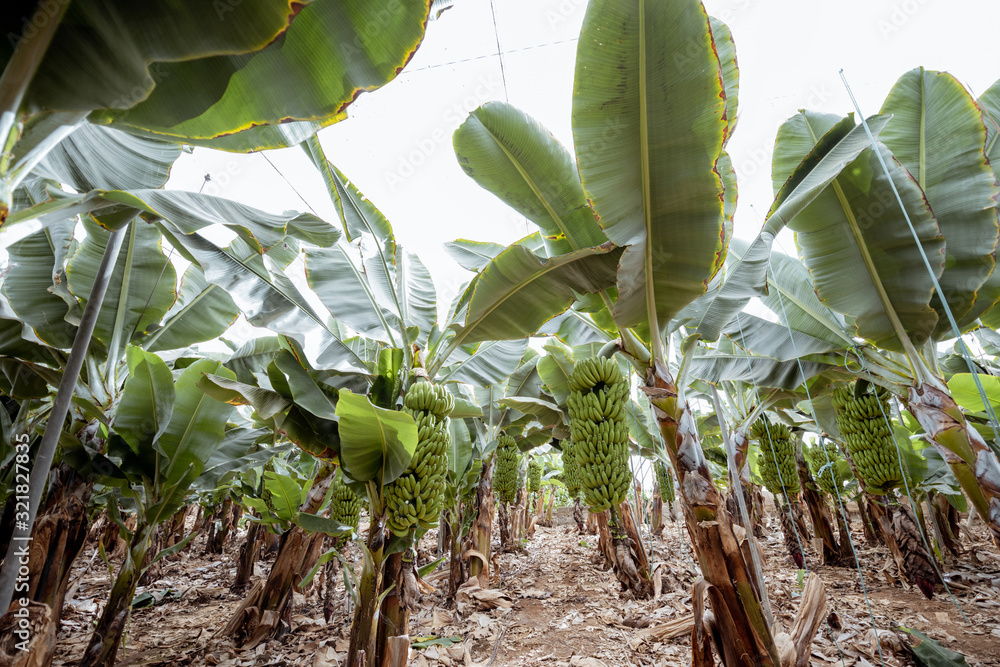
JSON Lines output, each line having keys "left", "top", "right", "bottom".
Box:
{"left": 654, "top": 460, "right": 675, "bottom": 504}
{"left": 528, "top": 458, "right": 542, "bottom": 495}
{"left": 805, "top": 443, "right": 847, "bottom": 498}
{"left": 561, "top": 441, "right": 582, "bottom": 499}
{"left": 330, "top": 471, "right": 362, "bottom": 530}
{"left": 495, "top": 434, "right": 521, "bottom": 505}
{"left": 384, "top": 381, "right": 454, "bottom": 537}
{"left": 567, "top": 356, "right": 631, "bottom": 512}
{"left": 750, "top": 415, "right": 800, "bottom": 498}
{"left": 831, "top": 383, "right": 903, "bottom": 494}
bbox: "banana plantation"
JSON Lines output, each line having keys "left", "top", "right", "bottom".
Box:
{"left": 3, "top": 1, "right": 1000, "bottom": 666}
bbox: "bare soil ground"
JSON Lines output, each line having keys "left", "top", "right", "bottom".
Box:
{"left": 52, "top": 504, "right": 1000, "bottom": 666}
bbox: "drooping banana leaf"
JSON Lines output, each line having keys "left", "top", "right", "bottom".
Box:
{"left": 453, "top": 101, "right": 607, "bottom": 257}
{"left": 335, "top": 389, "right": 417, "bottom": 487}
{"left": 12, "top": 1, "right": 434, "bottom": 151}
{"left": 449, "top": 243, "right": 623, "bottom": 347}
{"left": 773, "top": 111, "right": 943, "bottom": 352}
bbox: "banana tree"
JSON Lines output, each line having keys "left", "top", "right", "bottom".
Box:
{"left": 739, "top": 69, "right": 1000, "bottom": 546}
{"left": 0, "top": 4, "right": 434, "bottom": 613}
{"left": 75, "top": 351, "right": 238, "bottom": 667}
{"left": 698, "top": 238, "right": 952, "bottom": 589}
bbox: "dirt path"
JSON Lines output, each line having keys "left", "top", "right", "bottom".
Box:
{"left": 50, "top": 505, "right": 1000, "bottom": 666}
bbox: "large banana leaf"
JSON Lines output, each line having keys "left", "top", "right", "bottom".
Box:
{"left": 572, "top": 0, "right": 729, "bottom": 338}
{"left": 723, "top": 313, "right": 844, "bottom": 362}
{"left": 710, "top": 17, "right": 739, "bottom": 144}
{"left": 158, "top": 359, "right": 236, "bottom": 485}
{"left": 687, "top": 348, "right": 839, "bottom": 390}
{"left": 674, "top": 116, "right": 890, "bottom": 342}
{"left": 505, "top": 355, "right": 543, "bottom": 401}
{"left": 114, "top": 347, "right": 174, "bottom": 458}
{"left": 157, "top": 222, "right": 369, "bottom": 375}
{"left": 394, "top": 248, "right": 437, "bottom": 345}
{"left": 450, "top": 244, "right": 622, "bottom": 346}
{"left": 102, "top": 188, "right": 339, "bottom": 251}
{"left": 773, "top": 111, "right": 943, "bottom": 352}
{"left": 306, "top": 242, "right": 401, "bottom": 344}
{"left": 437, "top": 339, "right": 530, "bottom": 387}
{"left": 879, "top": 68, "right": 1000, "bottom": 335}
{"left": 66, "top": 219, "right": 176, "bottom": 351}
{"left": 335, "top": 389, "right": 416, "bottom": 486}
{"left": 145, "top": 264, "right": 240, "bottom": 352}
{"left": 2, "top": 227, "right": 78, "bottom": 349}
{"left": 31, "top": 124, "right": 181, "bottom": 192}
{"left": 756, "top": 246, "right": 853, "bottom": 349}
{"left": 974, "top": 80, "right": 1000, "bottom": 329}
{"left": 224, "top": 337, "right": 284, "bottom": 385}
{"left": 453, "top": 102, "right": 607, "bottom": 256}
{"left": 197, "top": 374, "right": 290, "bottom": 421}
{"left": 8, "top": 2, "right": 430, "bottom": 151}
{"left": 444, "top": 239, "right": 508, "bottom": 273}
{"left": 536, "top": 342, "right": 575, "bottom": 406}
{"left": 270, "top": 350, "right": 338, "bottom": 422}
{"left": 93, "top": 1, "right": 431, "bottom": 149}
{"left": 301, "top": 138, "right": 394, "bottom": 247}
{"left": 6, "top": 2, "right": 294, "bottom": 114}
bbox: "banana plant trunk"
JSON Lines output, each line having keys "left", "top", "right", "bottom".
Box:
{"left": 930, "top": 492, "right": 961, "bottom": 558}
{"left": 78, "top": 527, "right": 153, "bottom": 667}
{"left": 642, "top": 360, "right": 779, "bottom": 666}
{"left": 322, "top": 536, "right": 343, "bottom": 623}
{"left": 573, "top": 497, "right": 586, "bottom": 534}
{"left": 232, "top": 516, "right": 262, "bottom": 594}
{"left": 0, "top": 464, "right": 91, "bottom": 665}
{"left": 907, "top": 384, "right": 1000, "bottom": 546}
{"left": 374, "top": 550, "right": 418, "bottom": 666}
{"left": 833, "top": 503, "right": 857, "bottom": 567}
{"left": 608, "top": 501, "right": 653, "bottom": 597}
{"left": 776, "top": 498, "right": 805, "bottom": 570}
{"left": 467, "top": 456, "right": 494, "bottom": 586}
{"left": 651, "top": 487, "right": 664, "bottom": 537}
{"left": 795, "top": 449, "right": 840, "bottom": 565}
{"left": 223, "top": 465, "right": 334, "bottom": 647}
{"left": 447, "top": 508, "right": 464, "bottom": 599}
{"left": 727, "top": 431, "right": 766, "bottom": 539}
{"left": 206, "top": 495, "right": 234, "bottom": 555}
{"left": 346, "top": 519, "right": 385, "bottom": 667}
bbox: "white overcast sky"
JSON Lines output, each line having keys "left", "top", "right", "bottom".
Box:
{"left": 166, "top": 0, "right": 1000, "bottom": 308}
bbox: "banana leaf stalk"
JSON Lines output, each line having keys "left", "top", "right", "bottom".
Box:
{"left": 907, "top": 383, "right": 1000, "bottom": 546}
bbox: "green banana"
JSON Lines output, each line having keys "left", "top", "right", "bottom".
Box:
{"left": 567, "top": 356, "right": 631, "bottom": 513}
{"left": 495, "top": 434, "right": 521, "bottom": 505}
{"left": 831, "top": 383, "right": 903, "bottom": 494}
{"left": 750, "top": 415, "right": 800, "bottom": 499}
{"left": 385, "top": 380, "right": 454, "bottom": 537}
